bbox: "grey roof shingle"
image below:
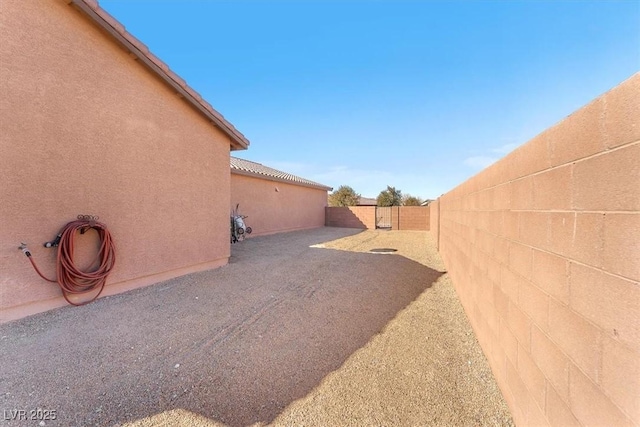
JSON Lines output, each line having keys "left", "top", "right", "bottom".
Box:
{"left": 230, "top": 157, "right": 332, "bottom": 191}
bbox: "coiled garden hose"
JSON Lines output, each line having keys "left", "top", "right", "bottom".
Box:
{"left": 20, "top": 216, "right": 116, "bottom": 306}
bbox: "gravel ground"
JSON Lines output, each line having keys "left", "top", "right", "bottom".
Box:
{"left": 0, "top": 227, "right": 512, "bottom": 427}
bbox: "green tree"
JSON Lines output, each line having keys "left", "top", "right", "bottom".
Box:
{"left": 376, "top": 186, "right": 402, "bottom": 207}
{"left": 402, "top": 195, "right": 424, "bottom": 206}
{"left": 328, "top": 185, "right": 361, "bottom": 207}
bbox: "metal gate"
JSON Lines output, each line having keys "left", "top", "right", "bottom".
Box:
{"left": 376, "top": 206, "right": 392, "bottom": 229}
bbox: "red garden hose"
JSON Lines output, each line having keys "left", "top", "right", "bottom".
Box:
{"left": 21, "top": 216, "right": 116, "bottom": 306}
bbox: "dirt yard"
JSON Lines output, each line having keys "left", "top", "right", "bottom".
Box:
{"left": 0, "top": 228, "right": 512, "bottom": 426}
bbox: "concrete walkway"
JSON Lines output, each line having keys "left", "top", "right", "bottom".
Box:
{"left": 0, "top": 228, "right": 512, "bottom": 426}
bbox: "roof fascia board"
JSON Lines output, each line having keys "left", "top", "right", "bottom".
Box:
{"left": 67, "top": 0, "right": 249, "bottom": 151}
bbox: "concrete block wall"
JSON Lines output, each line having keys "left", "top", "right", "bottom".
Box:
{"left": 429, "top": 200, "right": 440, "bottom": 249}
{"left": 326, "top": 206, "right": 429, "bottom": 230}
{"left": 325, "top": 207, "right": 376, "bottom": 229}
{"left": 431, "top": 74, "right": 639, "bottom": 426}
{"left": 394, "top": 206, "right": 430, "bottom": 231}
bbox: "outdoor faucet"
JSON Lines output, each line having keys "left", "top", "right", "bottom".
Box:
{"left": 18, "top": 242, "right": 31, "bottom": 257}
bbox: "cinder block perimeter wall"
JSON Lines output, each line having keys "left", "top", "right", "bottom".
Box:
{"left": 326, "top": 206, "right": 429, "bottom": 230}
{"left": 431, "top": 74, "right": 639, "bottom": 426}
{"left": 325, "top": 207, "right": 376, "bottom": 229}
{"left": 394, "top": 206, "right": 430, "bottom": 230}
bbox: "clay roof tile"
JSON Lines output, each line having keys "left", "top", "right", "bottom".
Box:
{"left": 230, "top": 157, "right": 332, "bottom": 191}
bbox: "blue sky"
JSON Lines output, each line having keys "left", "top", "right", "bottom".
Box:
{"left": 100, "top": 0, "right": 638, "bottom": 199}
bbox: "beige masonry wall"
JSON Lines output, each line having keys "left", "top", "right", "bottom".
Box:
{"left": 432, "top": 74, "right": 639, "bottom": 425}
{"left": 429, "top": 200, "right": 440, "bottom": 249}
{"left": 325, "top": 207, "right": 376, "bottom": 229}
{"left": 393, "top": 206, "right": 430, "bottom": 230}
{"left": 230, "top": 173, "right": 328, "bottom": 237}
{"left": 0, "top": 0, "right": 234, "bottom": 321}
{"left": 326, "top": 206, "right": 429, "bottom": 230}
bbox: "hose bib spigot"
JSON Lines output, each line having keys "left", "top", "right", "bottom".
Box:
{"left": 18, "top": 242, "right": 31, "bottom": 257}
{"left": 44, "top": 233, "right": 62, "bottom": 248}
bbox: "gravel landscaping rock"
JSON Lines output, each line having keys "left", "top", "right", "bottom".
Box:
{"left": 0, "top": 227, "right": 512, "bottom": 426}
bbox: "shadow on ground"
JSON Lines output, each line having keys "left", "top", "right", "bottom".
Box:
{"left": 0, "top": 228, "right": 442, "bottom": 426}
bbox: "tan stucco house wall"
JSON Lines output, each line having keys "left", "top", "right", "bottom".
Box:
{"left": 0, "top": 0, "right": 249, "bottom": 322}
{"left": 230, "top": 158, "right": 331, "bottom": 237}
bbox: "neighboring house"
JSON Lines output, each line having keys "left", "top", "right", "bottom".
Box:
{"left": 357, "top": 197, "right": 378, "bottom": 206}
{"left": 0, "top": 0, "right": 249, "bottom": 321}
{"left": 420, "top": 199, "right": 434, "bottom": 206}
{"left": 231, "top": 157, "right": 332, "bottom": 237}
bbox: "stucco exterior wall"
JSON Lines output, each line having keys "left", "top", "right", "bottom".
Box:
{"left": 0, "top": 0, "right": 233, "bottom": 321}
{"left": 432, "top": 74, "right": 639, "bottom": 425}
{"left": 230, "top": 174, "right": 328, "bottom": 237}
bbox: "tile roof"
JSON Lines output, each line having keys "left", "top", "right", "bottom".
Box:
{"left": 231, "top": 157, "right": 332, "bottom": 191}
{"left": 68, "top": 0, "right": 249, "bottom": 150}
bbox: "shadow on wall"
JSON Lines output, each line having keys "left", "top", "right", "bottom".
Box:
{"left": 325, "top": 206, "right": 375, "bottom": 229}
{"left": 0, "top": 228, "right": 443, "bottom": 427}
{"left": 326, "top": 206, "right": 430, "bottom": 231}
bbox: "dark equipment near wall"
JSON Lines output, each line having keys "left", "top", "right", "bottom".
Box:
{"left": 230, "top": 204, "right": 252, "bottom": 243}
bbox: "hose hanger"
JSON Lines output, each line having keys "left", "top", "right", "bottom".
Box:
{"left": 19, "top": 215, "right": 116, "bottom": 306}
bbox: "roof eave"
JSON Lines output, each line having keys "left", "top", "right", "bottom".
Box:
{"left": 67, "top": 0, "right": 249, "bottom": 151}
{"left": 231, "top": 169, "right": 332, "bottom": 191}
